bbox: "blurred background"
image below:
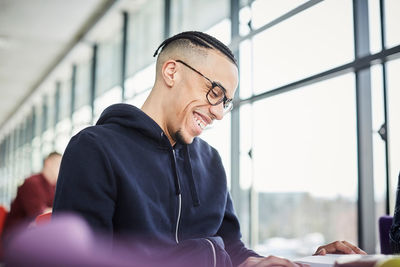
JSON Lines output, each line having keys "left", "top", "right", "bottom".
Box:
{"left": 0, "top": 0, "right": 399, "bottom": 258}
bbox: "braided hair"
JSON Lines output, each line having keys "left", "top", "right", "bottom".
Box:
{"left": 153, "top": 31, "right": 237, "bottom": 66}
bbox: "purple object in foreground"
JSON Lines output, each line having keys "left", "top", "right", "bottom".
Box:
{"left": 4, "top": 214, "right": 137, "bottom": 267}
{"left": 4, "top": 214, "right": 230, "bottom": 267}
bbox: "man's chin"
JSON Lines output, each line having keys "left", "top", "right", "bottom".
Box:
{"left": 174, "top": 130, "right": 195, "bottom": 145}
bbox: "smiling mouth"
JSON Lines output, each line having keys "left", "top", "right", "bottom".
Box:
{"left": 193, "top": 112, "right": 211, "bottom": 131}
{"left": 194, "top": 116, "right": 206, "bottom": 130}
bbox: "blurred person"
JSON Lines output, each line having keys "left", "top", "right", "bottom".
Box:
{"left": 53, "top": 31, "right": 365, "bottom": 267}
{"left": 4, "top": 152, "right": 62, "bottom": 233}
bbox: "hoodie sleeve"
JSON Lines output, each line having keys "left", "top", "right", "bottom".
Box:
{"left": 217, "top": 193, "right": 260, "bottom": 266}
{"left": 53, "top": 130, "right": 117, "bottom": 234}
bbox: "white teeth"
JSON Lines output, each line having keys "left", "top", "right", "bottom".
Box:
{"left": 194, "top": 117, "right": 206, "bottom": 130}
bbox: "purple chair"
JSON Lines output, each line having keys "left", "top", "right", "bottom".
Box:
{"left": 379, "top": 215, "right": 393, "bottom": 254}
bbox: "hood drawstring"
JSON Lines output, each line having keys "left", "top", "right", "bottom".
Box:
{"left": 185, "top": 146, "right": 200, "bottom": 207}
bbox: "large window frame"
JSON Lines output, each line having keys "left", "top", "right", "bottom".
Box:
{"left": 229, "top": 0, "right": 400, "bottom": 254}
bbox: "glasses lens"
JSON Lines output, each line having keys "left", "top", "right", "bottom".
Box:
{"left": 223, "top": 100, "right": 233, "bottom": 114}
{"left": 207, "top": 84, "right": 225, "bottom": 105}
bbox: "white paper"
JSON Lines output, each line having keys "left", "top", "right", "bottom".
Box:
{"left": 294, "top": 254, "right": 388, "bottom": 267}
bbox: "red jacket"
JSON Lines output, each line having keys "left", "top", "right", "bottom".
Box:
{"left": 5, "top": 173, "right": 55, "bottom": 232}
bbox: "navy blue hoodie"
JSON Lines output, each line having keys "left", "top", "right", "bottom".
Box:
{"left": 53, "top": 103, "right": 259, "bottom": 266}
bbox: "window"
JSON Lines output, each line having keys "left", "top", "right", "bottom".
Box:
{"left": 96, "top": 32, "right": 122, "bottom": 97}
{"left": 252, "top": 0, "right": 354, "bottom": 94}
{"left": 75, "top": 61, "right": 92, "bottom": 111}
{"left": 387, "top": 59, "right": 400, "bottom": 207}
{"left": 201, "top": 113, "right": 231, "bottom": 186}
{"left": 41, "top": 93, "right": 55, "bottom": 157}
{"left": 249, "top": 0, "right": 308, "bottom": 31}
{"left": 58, "top": 80, "right": 71, "bottom": 122}
{"left": 73, "top": 61, "right": 92, "bottom": 133}
{"left": 93, "top": 86, "right": 122, "bottom": 122}
{"left": 170, "top": 0, "right": 229, "bottom": 36}
{"left": 384, "top": 0, "right": 400, "bottom": 48}
{"left": 368, "top": 0, "right": 382, "bottom": 54}
{"left": 127, "top": 0, "right": 163, "bottom": 77}
{"left": 370, "top": 64, "right": 387, "bottom": 250}
{"left": 247, "top": 74, "right": 358, "bottom": 257}
{"left": 54, "top": 80, "right": 72, "bottom": 153}
{"left": 125, "top": 63, "right": 155, "bottom": 102}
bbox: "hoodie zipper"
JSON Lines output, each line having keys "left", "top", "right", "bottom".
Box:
{"left": 172, "top": 149, "right": 182, "bottom": 244}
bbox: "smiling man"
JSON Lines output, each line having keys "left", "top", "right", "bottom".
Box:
{"left": 53, "top": 31, "right": 365, "bottom": 267}
{"left": 142, "top": 33, "right": 237, "bottom": 146}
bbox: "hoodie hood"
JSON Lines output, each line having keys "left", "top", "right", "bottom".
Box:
{"left": 96, "top": 103, "right": 168, "bottom": 147}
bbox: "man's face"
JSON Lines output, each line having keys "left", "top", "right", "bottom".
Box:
{"left": 45, "top": 155, "right": 62, "bottom": 180}
{"left": 167, "top": 51, "right": 238, "bottom": 145}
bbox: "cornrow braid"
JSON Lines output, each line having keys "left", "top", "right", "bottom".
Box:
{"left": 153, "top": 31, "right": 237, "bottom": 66}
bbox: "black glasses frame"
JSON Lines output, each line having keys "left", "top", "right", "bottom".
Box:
{"left": 175, "top": 59, "right": 233, "bottom": 112}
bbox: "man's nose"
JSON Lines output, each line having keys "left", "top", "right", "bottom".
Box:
{"left": 209, "top": 103, "right": 224, "bottom": 120}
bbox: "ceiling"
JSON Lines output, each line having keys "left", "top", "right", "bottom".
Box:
{"left": 0, "top": 0, "right": 120, "bottom": 134}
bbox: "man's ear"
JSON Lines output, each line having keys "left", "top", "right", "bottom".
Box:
{"left": 161, "top": 60, "right": 178, "bottom": 87}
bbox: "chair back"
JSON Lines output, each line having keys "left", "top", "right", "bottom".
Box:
{"left": 379, "top": 215, "right": 394, "bottom": 254}
{"left": 0, "top": 205, "right": 8, "bottom": 236}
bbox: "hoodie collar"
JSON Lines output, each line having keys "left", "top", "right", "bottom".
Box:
{"left": 96, "top": 103, "right": 170, "bottom": 147}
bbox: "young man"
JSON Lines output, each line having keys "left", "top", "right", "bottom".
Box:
{"left": 53, "top": 31, "right": 365, "bottom": 267}
{"left": 5, "top": 152, "right": 62, "bottom": 232}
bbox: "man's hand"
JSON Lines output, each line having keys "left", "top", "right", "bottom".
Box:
{"left": 239, "top": 256, "right": 309, "bottom": 267}
{"left": 313, "top": 241, "right": 367, "bottom": 255}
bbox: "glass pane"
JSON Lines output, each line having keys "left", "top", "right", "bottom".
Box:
{"left": 93, "top": 86, "right": 122, "bottom": 122}
{"left": 252, "top": 0, "right": 354, "bottom": 94}
{"left": 250, "top": 0, "right": 308, "bottom": 31}
{"left": 205, "top": 19, "right": 231, "bottom": 46}
{"left": 370, "top": 64, "right": 387, "bottom": 252}
{"left": 48, "top": 92, "right": 55, "bottom": 130}
{"left": 59, "top": 80, "right": 71, "bottom": 121}
{"left": 251, "top": 74, "right": 358, "bottom": 258}
{"left": 371, "top": 64, "right": 386, "bottom": 209}
{"left": 239, "top": 5, "right": 252, "bottom": 36}
{"left": 387, "top": 59, "right": 400, "bottom": 209}
{"left": 55, "top": 118, "right": 71, "bottom": 154}
{"left": 96, "top": 32, "right": 122, "bottom": 96}
{"left": 170, "top": 0, "right": 229, "bottom": 35}
{"left": 384, "top": 0, "right": 400, "bottom": 48}
{"left": 72, "top": 106, "right": 92, "bottom": 136}
{"left": 238, "top": 103, "right": 254, "bottom": 247}
{"left": 75, "top": 61, "right": 92, "bottom": 110}
{"left": 32, "top": 104, "right": 42, "bottom": 173}
{"left": 127, "top": 0, "right": 163, "bottom": 77}
{"left": 125, "top": 63, "right": 155, "bottom": 100}
{"left": 201, "top": 113, "right": 231, "bottom": 186}
{"left": 42, "top": 92, "right": 55, "bottom": 155}
{"left": 369, "top": 0, "right": 382, "bottom": 54}
{"left": 239, "top": 39, "right": 253, "bottom": 99}
{"left": 125, "top": 89, "right": 151, "bottom": 109}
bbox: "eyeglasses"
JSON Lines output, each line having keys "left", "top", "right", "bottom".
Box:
{"left": 175, "top": 60, "right": 233, "bottom": 113}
